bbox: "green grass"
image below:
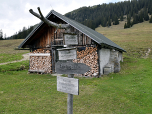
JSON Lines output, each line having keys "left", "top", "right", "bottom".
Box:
{"left": 0, "top": 60, "right": 29, "bottom": 72}
{"left": 0, "top": 58, "right": 152, "bottom": 113}
{"left": 96, "top": 21, "right": 152, "bottom": 58}
{"left": 0, "top": 39, "right": 29, "bottom": 63}
{"left": 0, "top": 53, "right": 25, "bottom": 63}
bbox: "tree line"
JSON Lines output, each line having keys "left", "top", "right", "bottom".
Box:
{"left": 65, "top": 0, "right": 152, "bottom": 30}
{"left": 6, "top": 26, "right": 35, "bottom": 40}
{"left": 124, "top": 7, "right": 152, "bottom": 28}
{"left": 0, "top": 26, "right": 36, "bottom": 40}
{"left": 0, "top": 30, "right": 3, "bottom": 40}
{"left": 0, "top": 30, "right": 7, "bottom": 40}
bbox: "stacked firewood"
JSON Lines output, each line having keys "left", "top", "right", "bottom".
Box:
{"left": 31, "top": 49, "right": 50, "bottom": 53}
{"left": 29, "top": 49, "right": 52, "bottom": 74}
{"left": 77, "top": 47, "right": 97, "bottom": 59}
{"left": 73, "top": 47, "right": 99, "bottom": 77}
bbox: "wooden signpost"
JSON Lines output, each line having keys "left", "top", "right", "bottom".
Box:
{"left": 57, "top": 48, "right": 77, "bottom": 60}
{"left": 56, "top": 34, "right": 90, "bottom": 114}
{"left": 57, "top": 76, "right": 79, "bottom": 95}
{"left": 55, "top": 60, "right": 91, "bottom": 74}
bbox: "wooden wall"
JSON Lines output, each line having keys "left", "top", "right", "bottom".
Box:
{"left": 34, "top": 26, "right": 55, "bottom": 48}
{"left": 32, "top": 25, "right": 93, "bottom": 49}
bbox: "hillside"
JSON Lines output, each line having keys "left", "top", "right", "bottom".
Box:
{"left": 0, "top": 39, "right": 29, "bottom": 63}
{"left": 96, "top": 20, "right": 152, "bottom": 58}
{"left": 65, "top": 0, "right": 152, "bottom": 29}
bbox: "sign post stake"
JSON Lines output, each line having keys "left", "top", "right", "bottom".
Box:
{"left": 56, "top": 33, "right": 90, "bottom": 114}
{"left": 67, "top": 93, "right": 73, "bottom": 114}
{"left": 67, "top": 74, "right": 74, "bottom": 114}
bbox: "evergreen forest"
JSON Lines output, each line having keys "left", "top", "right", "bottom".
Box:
{"left": 6, "top": 26, "right": 36, "bottom": 40}
{"left": 0, "top": 25, "right": 36, "bottom": 40}
{"left": 65, "top": 0, "right": 152, "bottom": 29}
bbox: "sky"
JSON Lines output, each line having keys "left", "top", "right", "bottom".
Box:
{"left": 0, "top": 0, "right": 126, "bottom": 38}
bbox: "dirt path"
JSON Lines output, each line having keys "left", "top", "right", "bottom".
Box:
{"left": 0, "top": 53, "right": 30, "bottom": 66}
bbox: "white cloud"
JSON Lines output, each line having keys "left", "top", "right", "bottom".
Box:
{"left": 24, "top": 3, "right": 33, "bottom": 14}
{"left": 0, "top": 0, "right": 125, "bottom": 37}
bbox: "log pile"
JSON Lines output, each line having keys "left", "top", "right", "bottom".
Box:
{"left": 73, "top": 47, "right": 99, "bottom": 77}
{"left": 29, "top": 49, "right": 52, "bottom": 74}
{"left": 32, "top": 49, "right": 50, "bottom": 53}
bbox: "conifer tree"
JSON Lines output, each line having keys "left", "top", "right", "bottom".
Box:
{"left": 127, "top": 20, "right": 131, "bottom": 28}
{"left": 124, "top": 23, "right": 127, "bottom": 29}
{"left": 120, "top": 13, "right": 123, "bottom": 21}
{"left": 126, "top": 14, "right": 131, "bottom": 28}
{"left": 144, "top": 9, "right": 149, "bottom": 21}
{"left": 102, "top": 18, "right": 106, "bottom": 27}
{"left": 0, "top": 29, "right": 3, "bottom": 40}
{"left": 149, "top": 15, "right": 152, "bottom": 23}
{"left": 113, "top": 15, "right": 119, "bottom": 25}
{"left": 106, "top": 18, "right": 111, "bottom": 27}
{"left": 139, "top": 11, "right": 144, "bottom": 23}
{"left": 134, "top": 14, "right": 138, "bottom": 24}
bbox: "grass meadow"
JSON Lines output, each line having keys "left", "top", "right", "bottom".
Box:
{"left": 0, "top": 39, "right": 29, "bottom": 63}
{"left": 96, "top": 21, "right": 152, "bottom": 58}
{"left": 0, "top": 21, "right": 152, "bottom": 113}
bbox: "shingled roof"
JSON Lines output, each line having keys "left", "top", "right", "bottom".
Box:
{"left": 18, "top": 10, "right": 125, "bottom": 52}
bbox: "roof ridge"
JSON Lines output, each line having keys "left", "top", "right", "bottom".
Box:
{"left": 51, "top": 10, "right": 104, "bottom": 43}
{"left": 18, "top": 10, "right": 125, "bottom": 52}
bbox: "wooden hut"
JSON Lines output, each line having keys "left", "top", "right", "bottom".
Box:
{"left": 18, "top": 10, "right": 126, "bottom": 77}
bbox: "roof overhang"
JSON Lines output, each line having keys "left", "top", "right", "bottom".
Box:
{"left": 18, "top": 10, "right": 126, "bottom": 52}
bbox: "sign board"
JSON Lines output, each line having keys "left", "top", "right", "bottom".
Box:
{"left": 57, "top": 76, "right": 79, "bottom": 95}
{"left": 64, "top": 34, "right": 78, "bottom": 45}
{"left": 55, "top": 61, "right": 91, "bottom": 74}
{"left": 57, "top": 48, "right": 77, "bottom": 60}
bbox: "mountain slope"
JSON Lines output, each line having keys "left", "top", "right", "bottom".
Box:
{"left": 96, "top": 21, "right": 152, "bottom": 58}
{"left": 65, "top": 0, "right": 152, "bottom": 29}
